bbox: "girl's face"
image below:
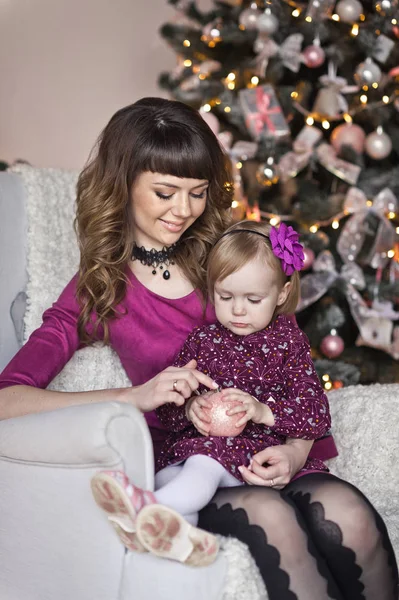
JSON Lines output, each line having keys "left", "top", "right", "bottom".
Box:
{"left": 130, "top": 171, "right": 209, "bottom": 249}
{"left": 214, "top": 256, "right": 290, "bottom": 336}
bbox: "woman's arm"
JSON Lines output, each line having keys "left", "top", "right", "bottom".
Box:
{"left": 0, "top": 359, "right": 217, "bottom": 421}
{"left": 0, "top": 384, "right": 130, "bottom": 420}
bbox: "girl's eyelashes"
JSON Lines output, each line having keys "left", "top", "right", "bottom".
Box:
{"left": 156, "top": 192, "right": 173, "bottom": 200}
{"left": 217, "top": 294, "right": 262, "bottom": 304}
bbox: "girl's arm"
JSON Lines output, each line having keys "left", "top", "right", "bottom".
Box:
{"left": 266, "top": 331, "right": 331, "bottom": 439}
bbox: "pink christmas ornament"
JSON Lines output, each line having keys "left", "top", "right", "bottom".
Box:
{"left": 335, "top": 0, "right": 363, "bottom": 22}
{"left": 199, "top": 110, "right": 220, "bottom": 135}
{"left": 365, "top": 128, "right": 392, "bottom": 160}
{"left": 207, "top": 391, "right": 246, "bottom": 437}
{"left": 302, "top": 44, "right": 325, "bottom": 68}
{"left": 330, "top": 123, "right": 366, "bottom": 154}
{"left": 320, "top": 334, "right": 345, "bottom": 358}
{"left": 302, "top": 247, "right": 315, "bottom": 270}
{"left": 239, "top": 3, "right": 260, "bottom": 30}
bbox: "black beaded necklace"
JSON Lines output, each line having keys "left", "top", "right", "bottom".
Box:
{"left": 132, "top": 243, "right": 178, "bottom": 280}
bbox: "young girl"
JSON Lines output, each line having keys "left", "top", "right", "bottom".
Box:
{"left": 92, "top": 219, "right": 331, "bottom": 567}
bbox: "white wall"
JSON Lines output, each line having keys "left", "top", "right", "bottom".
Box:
{"left": 0, "top": 0, "right": 212, "bottom": 169}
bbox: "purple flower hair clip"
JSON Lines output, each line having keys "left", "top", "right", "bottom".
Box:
{"left": 269, "top": 223, "right": 304, "bottom": 276}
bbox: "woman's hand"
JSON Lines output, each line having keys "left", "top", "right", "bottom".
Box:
{"left": 129, "top": 359, "right": 218, "bottom": 413}
{"left": 238, "top": 439, "right": 313, "bottom": 490}
{"left": 185, "top": 391, "right": 213, "bottom": 436}
{"left": 222, "top": 388, "right": 275, "bottom": 428}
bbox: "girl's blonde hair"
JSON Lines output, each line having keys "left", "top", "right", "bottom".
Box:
{"left": 207, "top": 220, "right": 301, "bottom": 316}
{"left": 75, "top": 97, "right": 233, "bottom": 343}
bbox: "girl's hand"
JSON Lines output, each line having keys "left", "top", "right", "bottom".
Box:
{"left": 238, "top": 440, "right": 311, "bottom": 489}
{"left": 130, "top": 359, "right": 218, "bottom": 412}
{"left": 185, "top": 391, "right": 214, "bottom": 436}
{"left": 222, "top": 388, "right": 274, "bottom": 429}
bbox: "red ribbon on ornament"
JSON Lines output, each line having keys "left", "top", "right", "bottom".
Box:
{"left": 246, "top": 87, "right": 281, "bottom": 137}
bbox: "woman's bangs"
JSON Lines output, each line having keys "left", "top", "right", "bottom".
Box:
{"left": 141, "top": 128, "right": 215, "bottom": 181}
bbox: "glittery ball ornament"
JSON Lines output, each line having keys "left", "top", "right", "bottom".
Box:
{"left": 256, "top": 8, "right": 279, "bottom": 35}
{"left": 302, "top": 247, "right": 315, "bottom": 270}
{"left": 335, "top": 0, "right": 363, "bottom": 22}
{"left": 354, "top": 57, "right": 381, "bottom": 86}
{"left": 320, "top": 334, "right": 345, "bottom": 359}
{"left": 375, "top": 0, "right": 398, "bottom": 15}
{"left": 365, "top": 128, "right": 392, "bottom": 160}
{"left": 302, "top": 44, "right": 325, "bottom": 68}
{"left": 207, "top": 391, "right": 246, "bottom": 437}
{"left": 239, "top": 3, "right": 260, "bottom": 30}
{"left": 256, "top": 157, "right": 280, "bottom": 187}
{"left": 330, "top": 123, "right": 366, "bottom": 154}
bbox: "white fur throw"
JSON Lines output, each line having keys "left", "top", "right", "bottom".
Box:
{"left": 13, "top": 164, "right": 131, "bottom": 392}
{"left": 15, "top": 164, "right": 398, "bottom": 599}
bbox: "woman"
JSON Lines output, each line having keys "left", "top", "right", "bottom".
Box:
{"left": 0, "top": 97, "right": 397, "bottom": 599}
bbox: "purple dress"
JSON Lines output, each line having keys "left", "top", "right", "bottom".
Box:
{"left": 0, "top": 269, "right": 337, "bottom": 463}
{"left": 156, "top": 318, "right": 330, "bottom": 482}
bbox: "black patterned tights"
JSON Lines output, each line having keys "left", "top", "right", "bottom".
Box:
{"left": 198, "top": 473, "right": 398, "bottom": 600}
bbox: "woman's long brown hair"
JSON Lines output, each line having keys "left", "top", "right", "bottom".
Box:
{"left": 75, "top": 97, "right": 233, "bottom": 343}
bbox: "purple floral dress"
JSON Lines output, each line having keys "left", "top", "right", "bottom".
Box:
{"left": 157, "top": 315, "right": 331, "bottom": 482}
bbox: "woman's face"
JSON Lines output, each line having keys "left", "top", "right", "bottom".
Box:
{"left": 130, "top": 171, "right": 209, "bottom": 249}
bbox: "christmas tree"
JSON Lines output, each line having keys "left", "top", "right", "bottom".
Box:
{"left": 158, "top": 0, "right": 399, "bottom": 388}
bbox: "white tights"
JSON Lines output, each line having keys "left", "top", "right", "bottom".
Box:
{"left": 154, "top": 455, "right": 242, "bottom": 526}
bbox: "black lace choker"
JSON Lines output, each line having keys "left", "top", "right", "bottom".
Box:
{"left": 132, "top": 243, "right": 178, "bottom": 280}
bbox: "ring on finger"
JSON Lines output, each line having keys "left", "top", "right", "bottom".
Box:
{"left": 173, "top": 380, "right": 178, "bottom": 392}
{"left": 269, "top": 478, "right": 275, "bottom": 487}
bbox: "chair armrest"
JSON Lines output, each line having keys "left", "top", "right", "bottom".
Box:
{"left": 0, "top": 401, "right": 154, "bottom": 490}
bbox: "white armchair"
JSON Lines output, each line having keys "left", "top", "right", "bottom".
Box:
{"left": 0, "top": 401, "right": 228, "bottom": 600}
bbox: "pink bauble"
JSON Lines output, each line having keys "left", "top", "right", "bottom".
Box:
{"left": 365, "top": 129, "right": 392, "bottom": 160}
{"left": 200, "top": 111, "right": 220, "bottom": 135}
{"left": 320, "top": 335, "right": 345, "bottom": 359}
{"left": 207, "top": 391, "right": 246, "bottom": 437}
{"left": 330, "top": 123, "right": 366, "bottom": 154}
{"left": 302, "top": 44, "right": 325, "bottom": 68}
{"left": 302, "top": 247, "right": 315, "bottom": 270}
